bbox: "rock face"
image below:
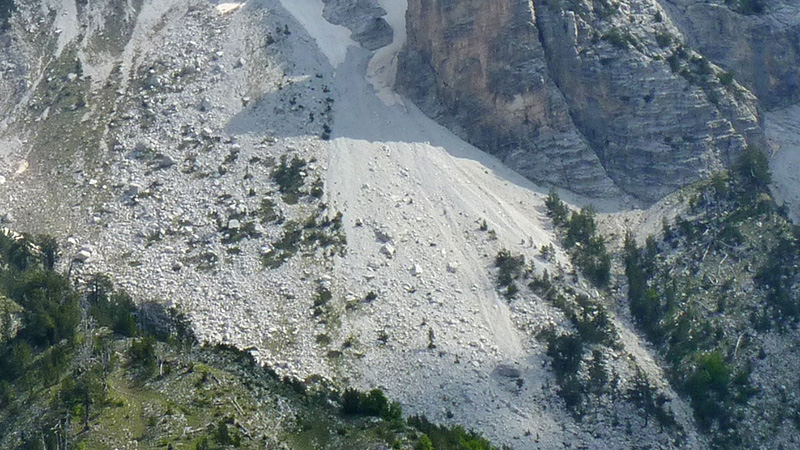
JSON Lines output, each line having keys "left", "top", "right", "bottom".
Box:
{"left": 397, "top": 0, "right": 622, "bottom": 199}
{"left": 397, "top": 0, "right": 779, "bottom": 203}
{"left": 322, "top": 0, "right": 393, "bottom": 50}
{"left": 662, "top": 0, "right": 800, "bottom": 109}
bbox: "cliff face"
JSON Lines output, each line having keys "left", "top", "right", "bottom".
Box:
{"left": 662, "top": 0, "right": 800, "bottom": 109}
{"left": 397, "top": 0, "right": 621, "bottom": 199}
{"left": 397, "top": 0, "right": 785, "bottom": 203}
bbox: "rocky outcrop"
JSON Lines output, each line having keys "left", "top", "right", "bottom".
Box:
{"left": 398, "top": 0, "right": 769, "bottom": 203}
{"left": 322, "top": 0, "right": 393, "bottom": 50}
{"left": 396, "top": 0, "right": 621, "bottom": 199}
{"left": 661, "top": 0, "right": 800, "bottom": 109}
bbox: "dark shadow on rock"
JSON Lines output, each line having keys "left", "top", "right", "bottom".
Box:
{"left": 328, "top": 47, "right": 636, "bottom": 212}
{"left": 224, "top": 0, "right": 336, "bottom": 140}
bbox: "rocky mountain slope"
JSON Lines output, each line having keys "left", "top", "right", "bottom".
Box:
{"left": 397, "top": 0, "right": 797, "bottom": 204}
{"left": 0, "top": 1, "right": 799, "bottom": 449}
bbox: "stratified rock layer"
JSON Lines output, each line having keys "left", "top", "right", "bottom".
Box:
{"left": 397, "top": 0, "right": 779, "bottom": 203}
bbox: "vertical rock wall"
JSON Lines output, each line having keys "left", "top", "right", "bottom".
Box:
{"left": 397, "top": 0, "right": 621, "bottom": 199}
{"left": 398, "top": 0, "right": 776, "bottom": 203}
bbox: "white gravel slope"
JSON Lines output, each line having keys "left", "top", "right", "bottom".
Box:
{"left": 326, "top": 45, "right": 567, "bottom": 448}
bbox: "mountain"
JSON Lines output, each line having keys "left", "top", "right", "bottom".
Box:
{"left": 0, "top": 1, "right": 799, "bottom": 449}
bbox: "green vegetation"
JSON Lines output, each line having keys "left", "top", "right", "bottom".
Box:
{"left": 407, "top": 415, "right": 496, "bottom": 450}
{"left": 341, "top": 388, "right": 402, "bottom": 421}
{"left": 494, "top": 249, "right": 527, "bottom": 299}
{"left": 272, "top": 155, "right": 308, "bottom": 203}
{"left": 655, "top": 31, "right": 672, "bottom": 48}
{"left": 622, "top": 147, "right": 795, "bottom": 445}
{"left": 261, "top": 211, "right": 346, "bottom": 268}
{"left": 545, "top": 192, "right": 611, "bottom": 287}
{"left": 602, "top": 27, "right": 637, "bottom": 50}
{"left": 0, "top": 230, "right": 498, "bottom": 450}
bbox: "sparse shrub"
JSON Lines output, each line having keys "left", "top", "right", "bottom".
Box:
{"left": 565, "top": 207, "right": 598, "bottom": 248}
{"left": 735, "top": 146, "right": 771, "bottom": 191}
{"left": 718, "top": 71, "right": 735, "bottom": 87}
{"left": 628, "top": 369, "right": 676, "bottom": 430}
{"left": 494, "top": 249, "right": 525, "bottom": 289}
{"left": 0, "top": 380, "right": 12, "bottom": 407}
{"left": 655, "top": 31, "right": 672, "bottom": 48}
{"left": 272, "top": 155, "right": 307, "bottom": 196}
{"left": 602, "top": 27, "right": 636, "bottom": 49}
{"left": 407, "top": 415, "right": 495, "bottom": 450}
{"left": 87, "top": 275, "right": 138, "bottom": 337}
{"left": 0, "top": 340, "right": 32, "bottom": 381}
{"left": 685, "top": 351, "right": 732, "bottom": 429}
{"left": 13, "top": 271, "right": 81, "bottom": 346}
{"left": 258, "top": 198, "right": 283, "bottom": 224}
{"left": 416, "top": 434, "right": 434, "bottom": 450}
{"left": 341, "top": 388, "right": 402, "bottom": 421}
{"left": 128, "top": 336, "right": 157, "bottom": 379}
{"left": 213, "top": 420, "right": 241, "bottom": 447}
{"left": 545, "top": 191, "right": 569, "bottom": 226}
{"left": 546, "top": 332, "right": 584, "bottom": 376}
{"left": 726, "top": 0, "right": 764, "bottom": 15}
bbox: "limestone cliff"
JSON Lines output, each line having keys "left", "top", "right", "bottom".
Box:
{"left": 398, "top": 0, "right": 778, "bottom": 203}
{"left": 397, "top": 0, "right": 622, "bottom": 199}
{"left": 661, "top": 0, "right": 800, "bottom": 109}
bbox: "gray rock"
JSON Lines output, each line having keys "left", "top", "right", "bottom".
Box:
{"left": 74, "top": 249, "right": 92, "bottom": 262}
{"left": 156, "top": 155, "right": 176, "bottom": 169}
{"left": 322, "top": 0, "right": 393, "bottom": 50}
{"left": 493, "top": 364, "right": 521, "bottom": 379}
{"left": 380, "top": 243, "right": 395, "bottom": 258}
{"left": 398, "top": 0, "right": 766, "bottom": 203}
{"left": 446, "top": 261, "right": 459, "bottom": 273}
{"left": 122, "top": 184, "right": 141, "bottom": 201}
{"left": 199, "top": 98, "right": 213, "bottom": 112}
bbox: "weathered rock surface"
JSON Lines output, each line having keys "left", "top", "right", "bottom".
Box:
{"left": 397, "top": 0, "right": 622, "bottom": 199}
{"left": 662, "top": 0, "right": 800, "bottom": 109}
{"left": 322, "top": 0, "right": 393, "bottom": 51}
{"left": 398, "top": 0, "right": 774, "bottom": 203}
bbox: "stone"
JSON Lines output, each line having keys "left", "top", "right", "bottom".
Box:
{"left": 122, "top": 184, "right": 141, "bottom": 200}
{"left": 74, "top": 249, "right": 92, "bottom": 262}
{"left": 447, "top": 261, "right": 459, "bottom": 273}
{"left": 380, "top": 243, "right": 395, "bottom": 258}
{"left": 156, "top": 155, "right": 176, "bottom": 169}
{"left": 494, "top": 364, "right": 521, "bottom": 379}
{"left": 374, "top": 227, "right": 392, "bottom": 243}
{"left": 199, "top": 98, "right": 213, "bottom": 112}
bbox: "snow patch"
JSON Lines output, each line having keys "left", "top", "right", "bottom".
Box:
{"left": 366, "top": 0, "right": 408, "bottom": 106}
{"left": 277, "top": 0, "right": 355, "bottom": 68}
